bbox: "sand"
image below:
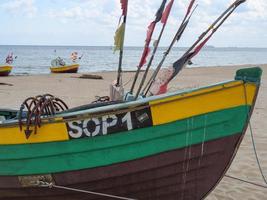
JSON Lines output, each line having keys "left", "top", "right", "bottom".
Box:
{"left": 0, "top": 64, "right": 266, "bottom": 199}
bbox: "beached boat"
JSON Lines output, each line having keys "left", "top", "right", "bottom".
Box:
{"left": 50, "top": 63, "right": 79, "bottom": 73}
{"left": 0, "top": 67, "right": 262, "bottom": 200}
{"left": 0, "top": 65, "right": 12, "bottom": 76}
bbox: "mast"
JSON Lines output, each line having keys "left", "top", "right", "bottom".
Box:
{"left": 114, "top": 0, "right": 129, "bottom": 86}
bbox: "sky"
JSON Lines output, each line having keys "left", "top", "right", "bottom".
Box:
{"left": 0, "top": 0, "right": 266, "bottom": 47}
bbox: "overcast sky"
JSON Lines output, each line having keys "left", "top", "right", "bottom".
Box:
{"left": 0, "top": 0, "right": 266, "bottom": 47}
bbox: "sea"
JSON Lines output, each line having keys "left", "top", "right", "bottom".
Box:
{"left": 0, "top": 45, "right": 267, "bottom": 75}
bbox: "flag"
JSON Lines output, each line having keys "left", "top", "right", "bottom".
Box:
{"left": 139, "top": 47, "right": 150, "bottom": 68}
{"left": 138, "top": 22, "right": 156, "bottom": 67}
{"left": 149, "top": 67, "right": 174, "bottom": 95}
{"left": 146, "top": 22, "right": 156, "bottom": 43}
{"left": 120, "top": 0, "right": 128, "bottom": 16}
{"left": 170, "top": 52, "right": 194, "bottom": 80}
{"left": 191, "top": 34, "right": 212, "bottom": 58}
{"left": 114, "top": 23, "right": 125, "bottom": 52}
{"left": 155, "top": 0, "right": 167, "bottom": 22}
{"left": 161, "top": 0, "right": 174, "bottom": 24}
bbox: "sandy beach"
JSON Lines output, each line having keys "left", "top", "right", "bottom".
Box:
{"left": 0, "top": 64, "right": 266, "bottom": 199}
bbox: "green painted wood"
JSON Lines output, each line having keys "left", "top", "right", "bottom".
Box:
{"left": 0, "top": 105, "right": 250, "bottom": 176}
{"left": 235, "top": 67, "right": 262, "bottom": 84}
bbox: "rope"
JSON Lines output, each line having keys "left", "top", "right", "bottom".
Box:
{"left": 225, "top": 84, "right": 267, "bottom": 190}
{"left": 248, "top": 120, "right": 267, "bottom": 185}
{"left": 36, "top": 181, "right": 137, "bottom": 200}
{"left": 243, "top": 84, "right": 267, "bottom": 185}
{"left": 225, "top": 175, "right": 267, "bottom": 189}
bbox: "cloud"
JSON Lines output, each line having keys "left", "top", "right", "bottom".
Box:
{"left": 1, "top": 0, "right": 37, "bottom": 17}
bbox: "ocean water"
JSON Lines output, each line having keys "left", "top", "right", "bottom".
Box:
{"left": 0, "top": 45, "right": 267, "bottom": 75}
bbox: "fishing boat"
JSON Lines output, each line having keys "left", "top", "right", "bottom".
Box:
{"left": 0, "top": 67, "right": 262, "bottom": 200}
{"left": 0, "top": 0, "right": 258, "bottom": 199}
{"left": 50, "top": 63, "right": 80, "bottom": 73}
{"left": 0, "top": 65, "right": 12, "bottom": 76}
{"left": 50, "top": 52, "right": 81, "bottom": 73}
{"left": 0, "top": 53, "right": 16, "bottom": 76}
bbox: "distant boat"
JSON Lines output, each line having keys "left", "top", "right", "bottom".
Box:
{"left": 50, "top": 63, "right": 79, "bottom": 73}
{"left": 0, "top": 65, "right": 12, "bottom": 76}
{"left": 0, "top": 53, "right": 16, "bottom": 76}
{"left": 50, "top": 52, "right": 81, "bottom": 73}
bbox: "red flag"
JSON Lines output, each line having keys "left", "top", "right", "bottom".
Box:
{"left": 138, "top": 47, "right": 150, "bottom": 68}
{"left": 191, "top": 34, "right": 212, "bottom": 58}
{"left": 138, "top": 22, "right": 156, "bottom": 68}
{"left": 186, "top": 0, "right": 196, "bottom": 16}
{"left": 150, "top": 67, "right": 174, "bottom": 95}
{"left": 161, "top": 0, "right": 174, "bottom": 24}
{"left": 120, "top": 0, "right": 128, "bottom": 15}
{"left": 146, "top": 22, "right": 156, "bottom": 43}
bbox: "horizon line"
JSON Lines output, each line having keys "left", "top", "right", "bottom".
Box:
{"left": 0, "top": 44, "right": 267, "bottom": 49}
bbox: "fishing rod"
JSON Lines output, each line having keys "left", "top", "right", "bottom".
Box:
{"left": 142, "top": 0, "right": 197, "bottom": 96}
{"left": 134, "top": 0, "right": 175, "bottom": 99}
{"left": 145, "top": 0, "right": 246, "bottom": 96}
{"left": 115, "top": 0, "right": 128, "bottom": 86}
{"left": 129, "top": 0, "right": 167, "bottom": 95}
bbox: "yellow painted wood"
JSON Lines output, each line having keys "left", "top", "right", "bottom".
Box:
{"left": 0, "top": 65, "right": 12, "bottom": 72}
{"left": 150, "top": 81, "right": 257, "bottom": 125}
{"left": 0, "top": 123, "right": 69, "bottom": 145}
{"left": 50, "top": 64, "right": 79, "bottom": 73}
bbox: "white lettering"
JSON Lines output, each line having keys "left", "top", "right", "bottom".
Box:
{"left": 102, "top": 115, "right": 117, "bottom": 135}
{"left": 122, "top": 112, "right": 133, "bottom": 130}
{"left": 68, "top": 121, "right": 83, "bottom": 138}
{"left": 83, "top": 118, "right": 101, "bottom": 137}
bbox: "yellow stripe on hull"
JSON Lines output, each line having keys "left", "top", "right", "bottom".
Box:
{"left": 150, "top": 81, "right": 256, "bottom": 125}
{"left": 0, "top": 123, "right": 69, "bottom": 145}
{"left": 50, "top": 64, "right": 79, "bottom": 73}
{"left": 0, "top": 80, "right": 257, "bottom": 145}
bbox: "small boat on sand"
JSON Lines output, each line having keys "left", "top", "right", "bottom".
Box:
{"left": 0, "top": 65, "right": 12, "bottom": 76}
{"left": 50, "top": 53, "right": 81, "bottom": 74}
{"left": 0, "top": 53, "right": 16, "bottom": 76}
{"left": 50, "top": 63, "right": 79, "bottom": 73}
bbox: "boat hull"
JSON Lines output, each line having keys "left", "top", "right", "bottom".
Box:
{"left": 50, "top": 64, "right": 79, "bottom": 73}
{"left": 0, "top": 67, "right": 262, "bottom": 200}
{"left": 0, "top": 65, "right": 12, "bottom": 76}
{"left": 0, "top": 134, "right": 242, "bottom": 200}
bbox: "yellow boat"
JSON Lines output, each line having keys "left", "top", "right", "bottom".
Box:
{"left": 50, "top": 63, "right": 79, "bottom": 73}
{"left": 0, "top": 65, "right": 12, "bottom": 76}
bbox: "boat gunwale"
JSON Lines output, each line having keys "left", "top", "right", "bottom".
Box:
{"left": 0, "top": 79, "right": 248, "bottom": 128}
